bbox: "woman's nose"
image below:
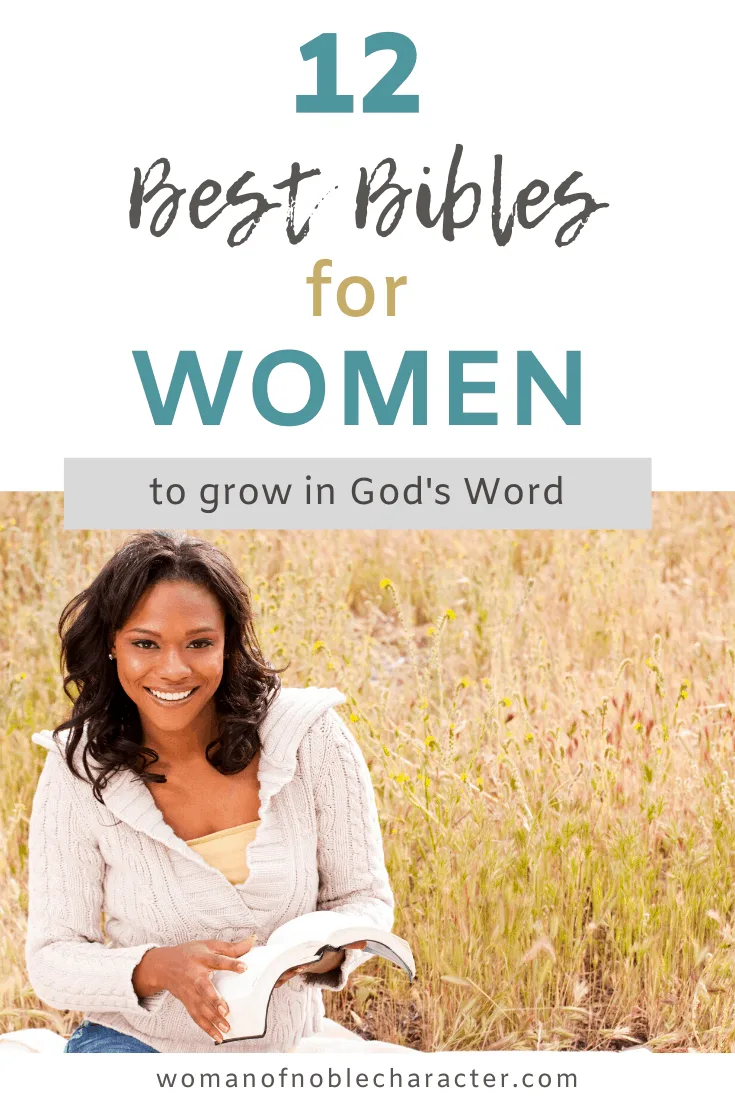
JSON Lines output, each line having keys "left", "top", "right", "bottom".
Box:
{"left": 157, "top": 647, "right": 192, "bottom": 681}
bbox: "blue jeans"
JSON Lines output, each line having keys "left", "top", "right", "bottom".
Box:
{"left": 65, "top": 1020, "right": 159, "bottom": 1053}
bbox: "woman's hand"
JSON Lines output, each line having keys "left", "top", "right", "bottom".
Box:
{"left": 133, "top": 936, "right": 257, "bottom": 1043}
{"left": 274, "top": 940, "right": 367, "bottom": 988}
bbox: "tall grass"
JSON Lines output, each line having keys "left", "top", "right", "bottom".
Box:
{"left": 2, "top": 493, "right": 735, "bottom": 1051}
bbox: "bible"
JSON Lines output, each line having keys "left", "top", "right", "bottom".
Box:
{"left": 212, "top": 911, "right": 415, "bottom": 1042}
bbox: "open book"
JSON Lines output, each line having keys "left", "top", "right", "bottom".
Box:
{"left": 212, "top": 911, "right": 415, "bottom": 1042}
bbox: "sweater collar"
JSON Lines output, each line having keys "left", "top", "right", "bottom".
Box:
{"left": 41, "top": 686, "right": 345, "bottom": 859}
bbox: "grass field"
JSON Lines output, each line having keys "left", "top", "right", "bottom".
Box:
{"left": 2, "top": 493, "right": 735, "bottom": 1051}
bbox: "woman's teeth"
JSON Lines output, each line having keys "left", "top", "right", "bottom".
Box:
{"left": 147, "top": 688, "right": 196, "bottom": 701}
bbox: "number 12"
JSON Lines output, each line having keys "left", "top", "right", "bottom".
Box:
{"left": 296, "top": 32, "right": 419, "bottom": 114}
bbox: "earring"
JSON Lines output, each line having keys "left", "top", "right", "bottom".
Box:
{"left": 108, "top": 653, "right": 114, "bottom": 660}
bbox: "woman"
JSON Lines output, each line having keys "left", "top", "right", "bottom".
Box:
{"left": 26, "top": 531, "right": 394, "bottom": 1053}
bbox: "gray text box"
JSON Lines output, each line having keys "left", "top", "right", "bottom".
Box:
{"left": 64, "top": 458, "right": 652, "bottom": 530}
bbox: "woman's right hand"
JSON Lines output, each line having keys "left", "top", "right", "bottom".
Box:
{"left": 133, "top": 936, "right": 257, "bottom": 1043}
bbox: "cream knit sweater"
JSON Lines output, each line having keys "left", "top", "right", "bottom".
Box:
{"left": 26, "top": 687, "right": 394, "bottom": 1054}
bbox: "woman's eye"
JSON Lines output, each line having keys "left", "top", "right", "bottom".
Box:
{"left": 132, "top": 640, "right": 158, "bottom": 650}
{"left": 188, "top": 639, "right": 214, "bottom": 649}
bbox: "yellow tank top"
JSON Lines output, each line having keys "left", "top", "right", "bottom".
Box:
{"left": 186, "top": 820, "right": 260, "bottom": 885}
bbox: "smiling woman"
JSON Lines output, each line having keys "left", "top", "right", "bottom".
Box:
{"left": 108, "top": 579, "right": 264, "bottom": 846}
{"left": 53, "top": 532, "right": 277, "bottom": 803}
{"left": 25, "top": 531, "right": 394, "bottom": 1054}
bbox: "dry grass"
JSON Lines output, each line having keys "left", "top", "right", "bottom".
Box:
{"left": 2, "top": 492, "right": 735, "bottom": 1051}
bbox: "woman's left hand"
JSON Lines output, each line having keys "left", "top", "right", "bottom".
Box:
{"left": 275, "top": 940, "right": 367, "bottom": 988}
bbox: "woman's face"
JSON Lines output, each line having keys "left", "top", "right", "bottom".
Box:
{"left": 111, "top": 579, "right": 226, "bottom": 735}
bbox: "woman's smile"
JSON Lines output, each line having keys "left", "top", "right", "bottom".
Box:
{"left": 144, "top": 686, "right": 200, "bottom": 705}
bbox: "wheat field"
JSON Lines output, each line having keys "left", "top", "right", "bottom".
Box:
{"left": 1, "top": 492, "right": 735, "bottom": 1051}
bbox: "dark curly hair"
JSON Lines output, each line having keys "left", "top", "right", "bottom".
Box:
{"left": 55, "top": 530, "right": 283, "bottom": 801}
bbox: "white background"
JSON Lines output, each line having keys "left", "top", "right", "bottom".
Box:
{"left": 1, "top": 1049, "right": 732, "bottom": 1096}
{"left": 2, "top": 1, "right": 732, "bottom": 490}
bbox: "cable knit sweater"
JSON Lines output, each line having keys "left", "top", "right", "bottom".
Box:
{"left": 26, "top": 687, "right": 394, "bottom": 1054}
